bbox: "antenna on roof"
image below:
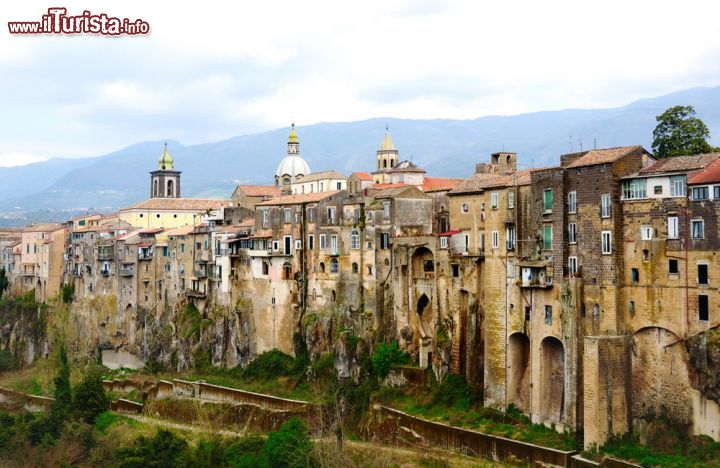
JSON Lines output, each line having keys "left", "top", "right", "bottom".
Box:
{"left": 594, "top": 138, "right": 597, "bottom": 150}
{"left": 578, "top": 137, "right": 583, "bottom": 153}
{"left": 569, "top": 134, "right": 573, "bottom": 153}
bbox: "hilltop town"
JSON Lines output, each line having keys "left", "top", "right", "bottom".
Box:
{"left": 2, "top": 123, "right": 720, "bottom": 454}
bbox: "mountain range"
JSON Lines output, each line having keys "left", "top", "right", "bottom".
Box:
{"left": 1, "top": 85, "right": 719, "bottom": 227}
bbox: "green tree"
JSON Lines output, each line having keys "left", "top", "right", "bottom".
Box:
{"left": 652, "top": 105, "right": 713, "bottom": 158}
{"left": 0, "top": 268, "right": 8, "bottom": 300}
{"left": 263, "top": 418, "right": 314, "bottom": 468}
{"left": 52, "top": 345, "right": 72, "bottom": 418}
{"left": 72, "top": 368, "right": 110, "bottom": 424}
{"left": 117, "top": 429, "right": 188, "bottom": 468}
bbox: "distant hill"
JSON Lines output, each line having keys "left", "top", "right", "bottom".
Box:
{"left": 1, "top": 85, "right": 719, "bottom": 226}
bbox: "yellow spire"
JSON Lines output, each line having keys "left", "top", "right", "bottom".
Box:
{"left": 158, "top": 142, "right": 174, "bottom": 170}
{"left": 380, "top": 125, "right": 395, "bottom": 151}
{"left": 288, "top": 122, "right": 299, "bottom": 144}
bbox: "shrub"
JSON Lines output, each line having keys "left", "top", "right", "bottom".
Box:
{"left": 0, "top": 348, "right": 16, "bottom": 372}
{"left": 116, "top": 429, "right": 188, "bottom": 468}
{"left": 72, "top": 369, "right": 110, "bottom": 424}
{"left": 431, "top": 374, "right": 479, "bottom": 411}
{"left": 263, "top": 418, "right": 314, "bottom": 468}
{"left": 371, "top": 342, "right": 409, "bottom": 379}
{"left": 61, "top": 283, "right": 75, "bottom": 304}
{"left": 242, "top": 349, "right": 297, "bottom": 380}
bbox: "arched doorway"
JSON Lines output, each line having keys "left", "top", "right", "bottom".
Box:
{"left": 507, "top": 333, "right": 531, "bottom": 412}
{"left": 540, "top": 336, "right": 565, "bottom": 423}
{"left": 412, "top": 247, "right": 435, "bottom": 280}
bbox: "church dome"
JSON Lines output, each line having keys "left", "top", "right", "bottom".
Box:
{"left": 275, "top": 154, "right": 311, "bottom": 179}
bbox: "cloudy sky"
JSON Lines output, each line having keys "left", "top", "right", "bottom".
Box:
{"left": 1, "top": 0, "right": 719, "bottom": 167}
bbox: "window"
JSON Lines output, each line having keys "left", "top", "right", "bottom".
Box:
{"left": 670, "top": 176, "right": 686, "bottom": 197}
{"left": 295, "top": 240, "right": 302, "bottom": 250}
{"left": 383, "top": 201, "right": 391, "bottom": 219}
{"left": 543, "top": 189, "right": 553, "bottom": 212}
{"left": 423, "top": 260, "right": 434, "bottom": 272}
{"left": 352, "top": 262, "right": 358, "bottom": 273}
{"left": 593, "top": 303, "right": 600, "bottom": 317}
{"left": 491, "top": 230, "right": 499, "bottom": 249}
{"left": 308, "top": 235, "right": 314, "bottom": 250}
{"left": 464, "top": 234, "right": 470, "bottom": 254}
{"left": 350, "top": 230, "right": 360, "bottom": 249}
{"left": 329, "top": 258, "right": 339, "bottom": 273}
{"left": 568, "top": 191, "right": 577, "bottom": 214}
{"left": 461, "top": 203, "right": 469, "bottom": 213}
{"left": 715, "top": 186, "right": 720, "bottom": 199}
{"left": 451, "top": 264, "right": 459, "bottom": 278}
{"left": 307, "top": 207, "right": 315, "bottom": 222}
{"left": 506, "top": 226, "right": 515, "bottom": 250}
{"left": 330, "top": 235, "right": 338, "bottom": 254}
{"left": 319, "top": 234, "right": 326, "bottom": 250}
{"left": 439, "top": 237, "right": 448, "bottom": 249}
{"left": 544, "top": 305, "right": 552, "bottom": 325}
{"left": 640, "top": 226, "right": 653, "bottom": 240}
{"left": 282, "top": 262, "right": 292, "bottom": 280}
{"left": 653, "top": 185, "right": 663, "bottom": 195}
{"left": 568, "top": 256, "right": 578, "bottom": 276}
{"left": 368, "top": 265, "right": 373, "bottom": 275}
{"left": 319, "top": 262, "right": 325, "bottom": 273}
{"left": 692, "top": 186, "right": 709, "bottom": 200}
{"left": 631, "top": 268, "right": 639, "bottom": 283}
{"left": 336, "top": 182, "right": 342, "bottom": 190}
{"left": 622, "top": 179, "right": 647, "bottom": 199}
{"left": 327, "top": 207, "right": 336, "bottom": 224}
{"left": 543, "top": 225, "right": 553, "bottom": 250}
{"left": 568, "top": 223, "right": 577, "bottom": 244}
{"left": 691, "top": 219, "right": 704, "bottom": 239}
{"left": 668, "top": 216, "right": 679, "bottom": 239}
{"left": 507, "top": 260, "right": 515, "bottom": 277}
{"left": 262, "top": 210, "right": 269, "bottom": 228}
{"left": 491, "top": 192, "right": 499, "bottom": 209}
{"left": 283, "top": 237, "right": 291, "bottom": 255}
{"left": 669, "top": 259, "right": 679, "bottom": 275}
{"left": 601, "top": 194, "right": 611, "bottom": 218}
{"left": 380, "top": 233, "right": 390, "bottom": 249}
{"left": 699, "top": 295, "right": 709, "bottom": 321}
{"left": 262, "top": 261, "right": 269, "bottom": 275}
{"left": 508, "top": 191, "right": 515, "bottom": 209}
{"left": 629, "top": 301, "right": 635, "bottom": 317}
{"left": 601, "top": 231, "right": 612, "bottom": 254}
{"left": 698, "top": 264, "right": 709, "bottom": 285}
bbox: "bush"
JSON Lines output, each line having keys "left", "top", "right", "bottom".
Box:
{"left": 72, "top": 369, "right": 110, "bottom": 424}
{"left": 263, "top": 418, "right": 314, "bottom": 468}
{"left": 242, "top": 349, "right": 298, "bottom": 380}
{"left": 61, "top": 283, "right": 74, "bottom": 304}
{"left": 371, "top": 342, "right": 409, "bottom": 379}
{"left": 225, "top": 436, "right": 266, "bottom": 467}
{"left": 117, "top": 429, "right": 188, "bottom": 468}
{"left": 431, "top": 374, "right": 480, "bottom": 411}
{"left": 0, "top": 348, "right": 17, "bottom": 372}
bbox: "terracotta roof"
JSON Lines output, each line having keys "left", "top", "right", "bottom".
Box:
{"left": 250, "top": 229, "right": 273, "bottom": 238}
{"left": 370, "top": 183, "right": 407, "bottom": 190}
{"left": 449, "top": 169, "right": 534, "bottom": 195}
{"left": 23, "top": 223, "right": 64, "bottom": 233}
{"left": 236, "top": 218, "right": 255, "bottom": 228}
{"left": 639, "top": 153, "right": 720, "bottom": 175}
{"left": 69, "top": 213, "right": 102, "bottom": 222}
{"left": 295, "top": 171, "right": 347, "bottom": 183}
{"left": 352, "top": 172, "right": 373, "bottom": 181}
{"left": 564, "top": 145, "right": 649, "bottom": 169}
{"left": 236, "top": 185, "right": 281, "bottom": 197}
{"left": 165, "top": 225, "right": 196, "bottom": 236}
{"left": 121, "top": 198, "right": 228, "bottom": 212}
{"left": 689, "top": 157, "right": 720, "bottom": 185}
{"left": 256, "top": 190, "right": 341, "bottom": 206}
{"left": 421, "top": 177, "right": 463, "bottom": 192}
{"left": 373, "top": 185, "right": 428, "bottom": 199}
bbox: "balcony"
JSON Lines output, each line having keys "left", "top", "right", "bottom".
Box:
{"left": 97, "top": 248, "right": 114, "bottom": 261}
{"left": 185, "top": 288, "right": 207, "bottom": 299}
{"left": 194, "top": 269, "right": 208, "bottom": 278}
{"left": 215, "top": 248, "right": 231, "bottom": 257}
{"left": 138, "top": 252, "right": 153, "bottom": 261}
{"left": 119, "top": 267, "right": 135, "bottom": 277}
{"left": 519, "top": 262, "right": 553, "bottom": 288}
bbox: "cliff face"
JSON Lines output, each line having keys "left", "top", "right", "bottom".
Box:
{"left": 686, "top": 329, "right": 720, "bottom": 404}
{"left": 0, "top": 296, "right": 48, "bottom": 367}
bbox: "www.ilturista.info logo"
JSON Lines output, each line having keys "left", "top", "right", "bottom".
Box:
{"left": 8, "top": 8, "right": 150, "bottom": 35}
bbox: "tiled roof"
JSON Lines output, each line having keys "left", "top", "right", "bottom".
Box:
{"left": 449, "top": 169, "right": 534, "bottom": 195}
{"left": 389, "top": 160, "right": 426, "bottom": 173}
{"left": 165, "top": 225, "right": 196, "bottom": 236}
{"left": 639, "top": 153, "right": 720, "bottom": 175}
{"left": 236, "top": 185, "right": 281, "bottom": 197}
{"left": 421, "top": 177, "right": 463, "bottom": 192}
{"left": 23, "top": 223, "right": 64, "bottom": 233}
{"left": 370, "top": 183, "right": 407, "bottom": 190}
{"left": 688, "top": 157, "right": 720, "bottom": 185}
{"left": 121, "top": 198, "right": 229, "bottom": 212}
{"left": 351, "top": 172, "right": 373, "bottom": 181}
{"left": 295, "top": 171, "right": 347, "bottom": 182}
{"left": 256, "top": 190, "right": 341, "bottom": 206}
{"left": 373, "top": 185, "right": 428, "bottom": 199}
{"left": 564, "top": 145, "right": 648, "bottom": 169}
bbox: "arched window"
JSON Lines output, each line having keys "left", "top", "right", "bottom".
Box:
{"left": 352, "top": 262, "right": 359, "bottom": 274}
{"left": 350, "top": 229, "right": 360, "bottom": 249}
{"left": 383, "top": 159, "right": 387, "bottom": 168}
{"left": 167, "top": 179, "right": 174, "bottom": 197}
{"left": 367, "top": 265, "right": 373, "bottom": 275}
{"left": 331, "top": 290, "right": 336, "bottom": 302}
{"left": 282, "top": 262, "right": 292, "bottom": 279}
{"left": 329, "top": 258, "right": 339, "bottom": 273}
{"left": 319, "top": 262, "right": 326, "bottom": 273}
{"left": 153, "top": 179, "right": 159, "bottom": 197}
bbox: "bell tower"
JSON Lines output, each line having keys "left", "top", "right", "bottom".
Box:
{"left": 372, "top": 125, "right": 399, "bottom": 184}
{"left": 150, "top": 143, "right": 182, "bottom": 198}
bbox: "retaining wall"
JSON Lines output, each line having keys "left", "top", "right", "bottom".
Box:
{"left": 0, "top": 386, "right": 53, "bottom": 412}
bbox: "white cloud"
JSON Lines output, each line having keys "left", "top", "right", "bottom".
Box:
{"left": 0, "top": 152, "right": 48, "bottom": 167}
{"left": 0, "top": 0, "right": 719, "bottom": 163}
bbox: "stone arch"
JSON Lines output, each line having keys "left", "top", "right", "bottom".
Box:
{"left": 411, "top": 247, "right": 434, "bottom": 280}
{"left": 540, "top": 336, "right": 565, "bottom": 423}
{"left": 507, "top": 332, "right": 531, "bottom": 413}
{"left": 631, "top": 326, "right": 691, "bottom": 424}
